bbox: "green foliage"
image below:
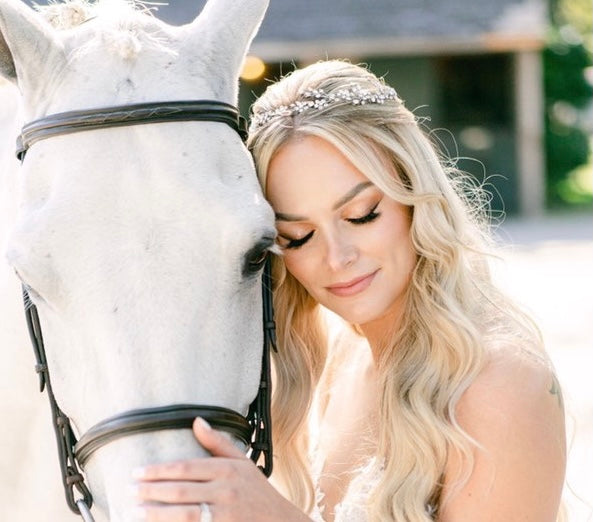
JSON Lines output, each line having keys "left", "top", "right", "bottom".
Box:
{"left": 550, "top": 0, "right": 592, "bottom": 52}
{"left": 545, "top": 33, "right": 592, "bottom": 109}
{"left": 544, "top": 0, "right": 593, "bottom": 207}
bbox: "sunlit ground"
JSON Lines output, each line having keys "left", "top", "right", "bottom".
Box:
{"left": 494, "top": 211, "right": 593, "bottom": 521}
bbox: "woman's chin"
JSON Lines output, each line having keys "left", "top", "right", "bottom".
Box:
{"left": 323, "top": 303, "right": 380, "bottom": 327}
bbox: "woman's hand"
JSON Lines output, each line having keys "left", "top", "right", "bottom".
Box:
{"left": 133, "top": 417, "right": 308, "bottom": 522}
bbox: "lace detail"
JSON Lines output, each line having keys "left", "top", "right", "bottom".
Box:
{"left": 307, "top": 321, "right": 381, "bottom": 521}
{"left": 308, "top": 446, "right": 437, "bottom": 521}
{"left": 309, "top": 440, "right": 327, "bottom": 522}
{"left": 308, "top": 438, "right": 382, "bottom": 522}
{"left": 310, "top": 495, "right": 326, "bottom": 522}
{"left": 332, "top": 457, "right": 383, "bottom": 521}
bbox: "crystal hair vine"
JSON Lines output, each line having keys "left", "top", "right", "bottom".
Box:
{"left": 250, "top": 84, "right": 398, "bottom": 128}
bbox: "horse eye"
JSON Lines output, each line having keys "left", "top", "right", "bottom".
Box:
{"left": 244, "top": 249, "right": 269, "bottom": 275}
{"left": 243, "top": 239, "right": 273, "bottom": 277}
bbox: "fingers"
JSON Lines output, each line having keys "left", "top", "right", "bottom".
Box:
{"left": 135, "top": 504, "right": 209, "bottom": 522}
{"left": 134, "top": 458, "right": 216, "bottom": 483}
{"left": 134, "top": 419, "right": 249, "bottom": 483}
{"left": 192, "top": 417, "right": 246, "bottom": 459}
{"left": 133, "top": 418, "right": 253, "bottom": 520}
{"left": 134, "top": 417, "right": 247, "bottom": 481}
{"left": 136, "top": 480, "right": 213, "bottom": 505}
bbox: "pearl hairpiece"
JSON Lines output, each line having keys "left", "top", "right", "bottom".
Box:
{"left": 250, "top": 85, "right": 398, "bottom": 128}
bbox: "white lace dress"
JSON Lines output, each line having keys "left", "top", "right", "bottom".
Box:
{"left": 306, "top": 317, "right": 439, "bottom": 521}
{"left": 309, "top": 454, "right": 383, "bottom": 522}
{"left": 306, "top": 323, "right": 384, "bottom": 521}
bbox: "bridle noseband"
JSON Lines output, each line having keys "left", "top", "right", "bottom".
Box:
{"left": 17, "top": 100, "right": 275, "bottom": 521}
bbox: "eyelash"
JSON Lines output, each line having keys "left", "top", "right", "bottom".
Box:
{"left": 283, "top": 203, "right": 381, "bottom": 250}
{"left": 284, "top": 230, "right": 314, "bottom": 250}
{"left": 347, "top": 203, "right": 380, "bottom": 225}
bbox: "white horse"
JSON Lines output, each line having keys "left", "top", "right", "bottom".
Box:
{"left": 0, "top": 0, "right": 273, "bottom": 520}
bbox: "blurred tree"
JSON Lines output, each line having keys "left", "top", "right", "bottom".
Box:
{"left": 552, "top": 0, "right": 592, "bottom": 50}
{"left": 544, "top": 0, "right": 592, "bottom": 207}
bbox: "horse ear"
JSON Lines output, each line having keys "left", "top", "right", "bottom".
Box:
{"left": 0, "top": 0, "right": 62, "bottom": 90}
{"left": 188, "top": 0, "right": 269, "bottom": 82}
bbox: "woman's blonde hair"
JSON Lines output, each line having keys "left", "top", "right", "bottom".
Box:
{"left": 248, "top": 60, "right": 547, "bottom": 521}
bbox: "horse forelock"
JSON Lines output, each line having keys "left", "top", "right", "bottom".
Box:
{"left": 38, "top": 0, "right": 172, "bottom": 61}
{"left": 36, "top": 0, "right": 157, "bottom": 29}
{"left": 36, "top": 0, "right": 94, "bottom": 29}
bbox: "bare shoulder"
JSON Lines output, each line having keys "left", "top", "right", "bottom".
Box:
{"left": 441, "top": 346, "right": 566, "bottom": 522}
{"left": 458, "top": 346, "right": 564, "bottom": 423}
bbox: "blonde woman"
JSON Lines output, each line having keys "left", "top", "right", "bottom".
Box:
{"left": 134, "top": 61, "right": 566, "bottom": 522}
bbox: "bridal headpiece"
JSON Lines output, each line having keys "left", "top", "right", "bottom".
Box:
{"left": 250, "top": 84, "right": 398, "bottom": 128}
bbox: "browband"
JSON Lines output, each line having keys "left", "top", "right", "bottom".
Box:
{"left": 16, "top": 100, "right": 248, "bottom": 160}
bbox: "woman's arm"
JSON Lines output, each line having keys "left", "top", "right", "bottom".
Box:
{"left": 133, "top": 418, "right": 311, "bottom": 522}
{"left": 440, "top": 350, "right": 566, "bottom": 522}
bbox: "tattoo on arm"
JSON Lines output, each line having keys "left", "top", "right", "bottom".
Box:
{"left": 549, "top": 375, "right": 564, "bottom": 410}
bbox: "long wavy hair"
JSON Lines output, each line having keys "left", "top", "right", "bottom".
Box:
{"left": 247, "top": 60, "right": 549, "bottom": 521}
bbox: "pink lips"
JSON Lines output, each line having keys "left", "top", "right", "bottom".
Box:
{"left": 326, "top": 270, "right": 378, "bottom": 297}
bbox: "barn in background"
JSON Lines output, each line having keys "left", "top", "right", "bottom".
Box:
{"left": 28, "top": 0, "right": 549, "bottom": 215}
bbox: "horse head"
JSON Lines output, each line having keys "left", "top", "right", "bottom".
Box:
{"left": 0, "top": 0, "right": 272, "bottom": 519}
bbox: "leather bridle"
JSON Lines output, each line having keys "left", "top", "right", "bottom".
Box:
{"left": 17, "top": 100, "right": 276, "bottom": 521}
{"left": 16, "top": 100, "right": 248, "bottom": 161}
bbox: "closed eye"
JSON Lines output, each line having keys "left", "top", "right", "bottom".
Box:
{"left": 347, "top": 202, "right": 380, "bottom": 225}
{"left": 280, "top": 230, "right": 314, "bottom": 250}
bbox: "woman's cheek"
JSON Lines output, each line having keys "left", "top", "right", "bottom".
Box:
{"left": 283, "top": 251, "right": 302, "bottom": 280}
{"left": 284, "top": 250, "right": 314, "bottom": 289}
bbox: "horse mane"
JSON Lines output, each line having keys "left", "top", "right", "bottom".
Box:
{"left": 36, "top": 0, "right": 171, "bottom": 60}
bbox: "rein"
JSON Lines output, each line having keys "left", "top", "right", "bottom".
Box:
{"left": 17, "top": 100, "right": 275, "bottom": 520}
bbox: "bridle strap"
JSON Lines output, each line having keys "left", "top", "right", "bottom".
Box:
{"left": 22, "top": 259, "right": 276, "bottom": 516}
{"left": 18, "top": 99, "right": 275, "bottom": 519}
{"left": 75, "top": 404, "right": 252, "bottom": 468}
{"left": 24, "top": 293, "right": 94, "bottom": 514}
{"left": 247, "top": 259, "right": 276, "bottom": 477}
{"left": 16, "top": 100, "right": 248, "bottom": 161}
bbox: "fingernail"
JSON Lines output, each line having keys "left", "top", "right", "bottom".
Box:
{"left": 196, "top": 417, "right": 212, "bottom": 431}
{"left": 131, "top": 467, "right": 147, "bottom": 479}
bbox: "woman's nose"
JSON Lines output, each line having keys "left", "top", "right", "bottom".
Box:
{"left": 324, "top": 231, "right": 358, "bottom": 272}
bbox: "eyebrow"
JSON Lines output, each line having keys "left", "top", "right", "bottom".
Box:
{"left": 275, "top": 181, "right": 374, "bottom": 222}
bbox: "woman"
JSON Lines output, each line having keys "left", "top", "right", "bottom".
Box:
{"left": 134, "top": 61, "right": 566, "bottom": 521}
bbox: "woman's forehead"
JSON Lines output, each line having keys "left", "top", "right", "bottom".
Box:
{"left": 267, "top": 135, "right": 374, "bottom": 204}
